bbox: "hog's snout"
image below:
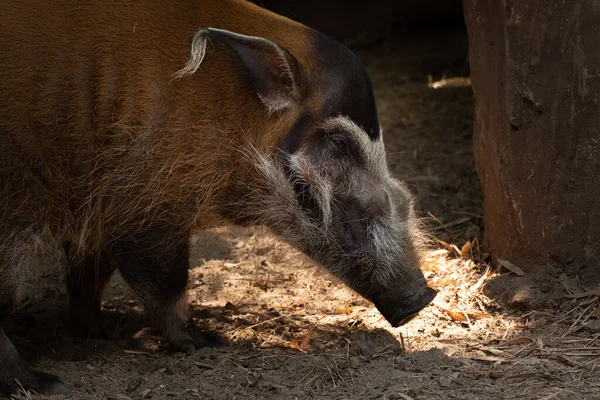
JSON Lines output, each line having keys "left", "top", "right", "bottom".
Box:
{"left": 375, "top": 286, "right": 437, "bottom": 327}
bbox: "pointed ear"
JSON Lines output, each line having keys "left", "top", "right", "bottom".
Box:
{"left": 175, "top": 28, "right": 304, "bottom": 114}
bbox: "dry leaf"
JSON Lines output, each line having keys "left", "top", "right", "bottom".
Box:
{"left": 437, "top": 304, "right": 490, "bottom": 321}
{"left": 290, "top": 337, "right": 300, "bottom": 350}
{"left": 438, "top": 240, "right": 461, "bottom": 257}
{"left": 498, "top": 259, "right": 525, "bottom": 276}
{"left": 338, "top": 306, "right": 368, "bottom": 314}
{"left": 437, "top": 306, "right": 468, "bottom": 321}
{"left": 460, "top": 241, "right": 472, "bottom": 259}
{"left": 467, "top": 311, "right": 492, "bottom": 319}
{"left": 290, "top": 330, "right": 314, "bottom": 351}
{"left": 300, "top": 329, "right": 314, "bottom": 351}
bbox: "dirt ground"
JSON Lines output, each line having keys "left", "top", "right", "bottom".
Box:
{"left": 8, "top": 30, "right": 600, "bottom": 400}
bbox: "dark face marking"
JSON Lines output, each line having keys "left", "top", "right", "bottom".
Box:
{"left": 311, "top": 32, "right": 381, "bottom": 141}
{"left": 277, "top": 114, "right": 314, "bottom": 155}
{"left": 275, "top": 31, "right": 380, "bottom": 160}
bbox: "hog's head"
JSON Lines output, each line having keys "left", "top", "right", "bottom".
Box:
{"left": 279, "top": 115, "right": 437, "bottom": 326}
{"left": 178, "top": 27, "right": 436, "bottom": 326}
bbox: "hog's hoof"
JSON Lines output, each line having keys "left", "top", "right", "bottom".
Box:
{"left": 0, "top": 328, "right": 71, "bottom": 397}
{"left": 1, "top": 371, "right": 71, "bottom": 397}
{"left": 167, "top": 320, "right": 221, "bottom": 353}
{"left": 30, "top": 371, "right": 72, "bottom": 396}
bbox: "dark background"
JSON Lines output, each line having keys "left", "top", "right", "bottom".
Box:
{"left": 255, "top": 0, "right": 465, "bottom": 48}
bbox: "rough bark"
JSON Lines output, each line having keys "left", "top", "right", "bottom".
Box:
{"left": 464, "top": 0, "right": 600, "bottom": 298}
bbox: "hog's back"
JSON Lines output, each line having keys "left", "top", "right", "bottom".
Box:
{"left": 0, "top": 0, "right": 309, "bottom": 240}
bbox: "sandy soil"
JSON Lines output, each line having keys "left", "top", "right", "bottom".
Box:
{"left": 8, "top": 30, "right": 600, "bottom": 400}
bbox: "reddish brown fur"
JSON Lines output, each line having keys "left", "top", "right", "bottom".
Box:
{"left": 0, "top": 1, "right": 327, "bottom": 395}
{"left": 0, "top": 0, "right": 315, "bottom": 254}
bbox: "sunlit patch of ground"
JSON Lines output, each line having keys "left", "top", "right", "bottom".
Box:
{"left": 176, "top": 227, "right": 599, "bottom": 399}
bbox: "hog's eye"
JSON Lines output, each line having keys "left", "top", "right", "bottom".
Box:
{"left": 329, "top": 137, "right": 347, "bottom": 153}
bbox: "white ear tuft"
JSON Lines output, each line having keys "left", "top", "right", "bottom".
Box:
{"left": 173, "top": 30, "right": 210, "bottom": 79}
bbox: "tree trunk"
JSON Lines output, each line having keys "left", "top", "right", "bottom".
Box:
{"left": 463, "top": 0, "right": 600, "bottom": 303}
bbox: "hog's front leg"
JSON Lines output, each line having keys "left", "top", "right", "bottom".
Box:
{"left": 111, "top": 228, "right": 216, "bottom": 352}
{"left": 64, "top": 243, "right": 116, "bottom": 338}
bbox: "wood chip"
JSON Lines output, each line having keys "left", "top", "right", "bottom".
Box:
{"left": 468, "top": 355, "right": 510, "bottom": 363}
{"left": 502, "top": 337, "right": 535, "bottom": 346}
{"left": 469, "top": 265, "right": 491, "bottom": 293}
{"left": 498, "top": 259, "right": 525, "bottom": 276}
{"left": 478, "top": 346, "right": 511, "bottom": 357}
